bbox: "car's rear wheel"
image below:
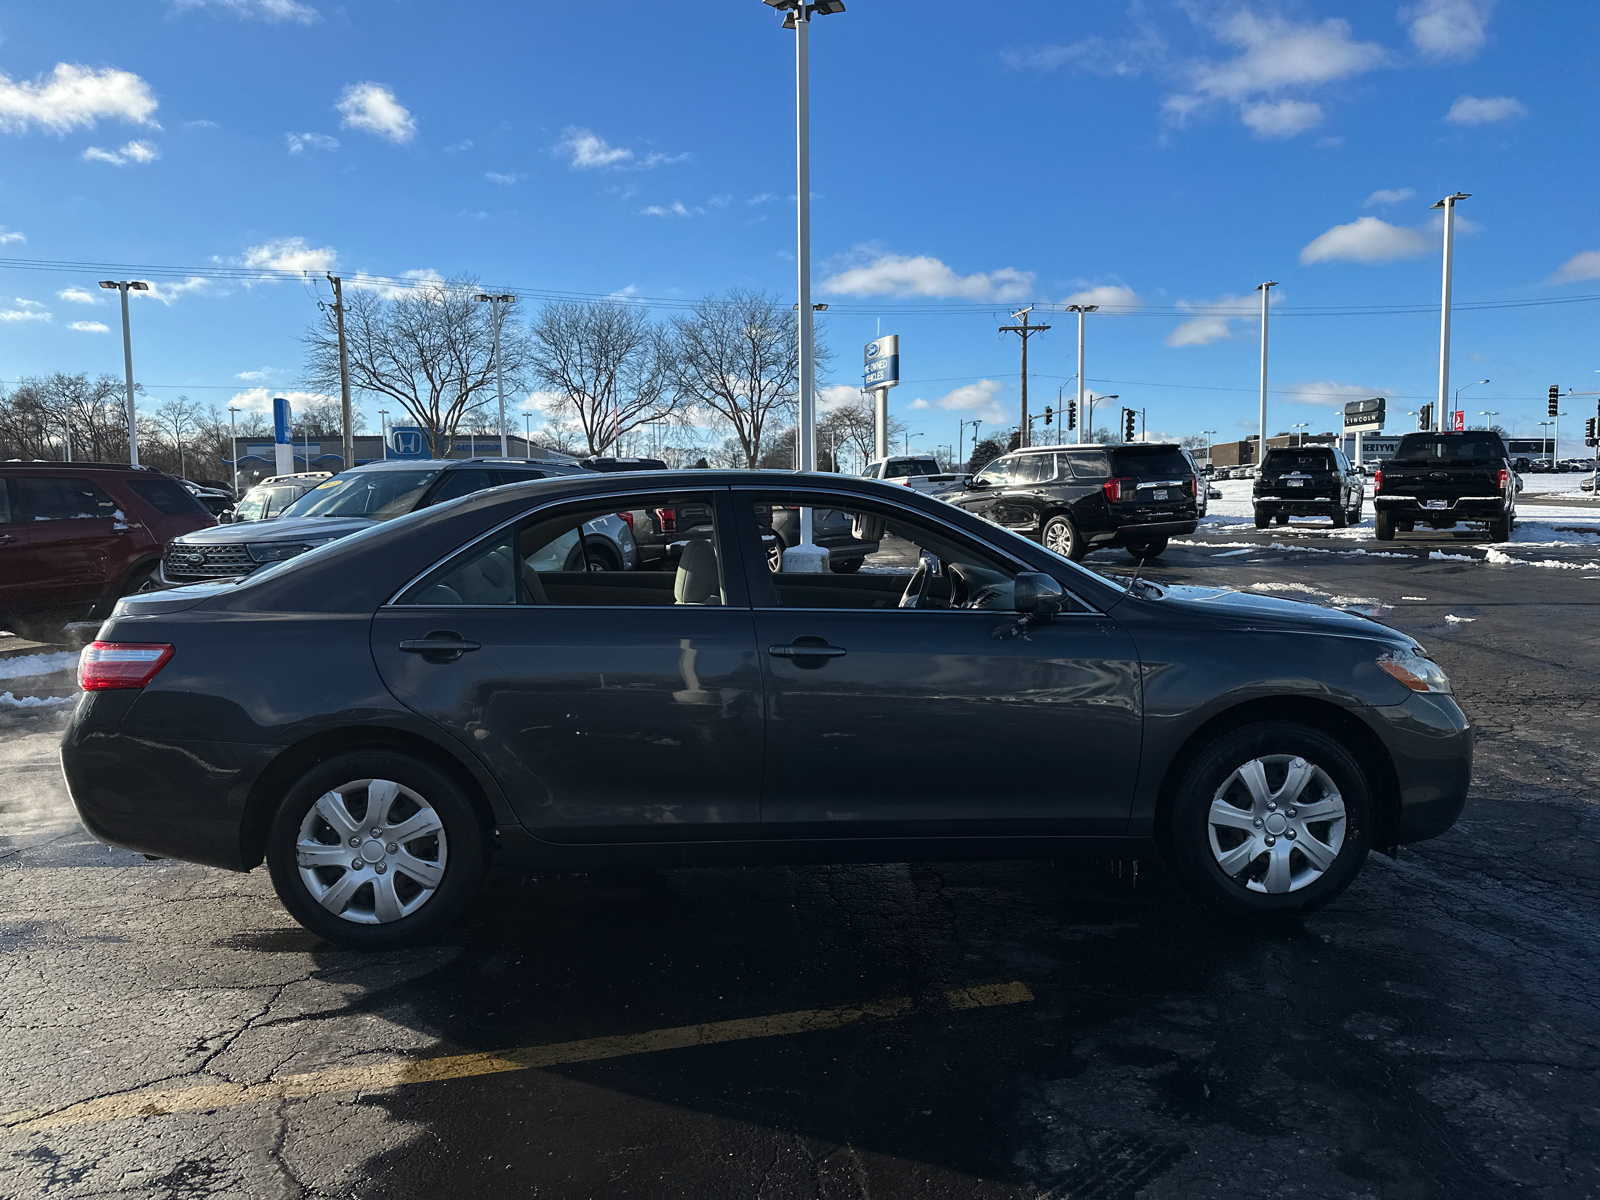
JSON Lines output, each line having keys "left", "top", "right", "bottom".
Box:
{"left": 829, "top": 557, "right": 862, "bottom": 574}
{"left": 266, "top": 751, "right": 486, "bottom": 948}
{"left": 1331, "top": 505, "right": 1347, "bottom": 528}
{"left": 1124, "top": 537, "right": 1167, "bottom": 561}
{"left": 1041, "top": 514, "right": 1085, "bottom": 561}
{"left": 1162, "top": 721, "right": 1373, "bottom": 918}
{"left": 1487, "top": 514, "right": 1511, "bottom": 542}
{"left": 1254, "top": 511, "right": 1270, "bottom": 530}
{"left": 1374, "top": 511, "right": 1396, "bottom": 541}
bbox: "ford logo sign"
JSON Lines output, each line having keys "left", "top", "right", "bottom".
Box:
{"left": 177, "top": 551, "right": 206, "bottom": 568}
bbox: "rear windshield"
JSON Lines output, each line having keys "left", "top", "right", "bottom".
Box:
{"left": 1109, "top": 446, "right": 1192, "bottom": 478}
{"left": 884, "top": 458, "right": 940, "bottom": 478}
{"left": 125, "top": 477, "right": 208, "bottom": 516}
{"left": 282, "top": 469, "right": 441, "bottom": 520}
{"left": 1391, "top": 433, "right": 1507, "bottom": 462}
{"left": 1263, "top": 450, "right": 1336, "bottom": 472}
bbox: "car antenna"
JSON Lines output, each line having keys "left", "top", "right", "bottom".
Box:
{"left": 1126, "top": 553, "right": 1149, "bottom": 595}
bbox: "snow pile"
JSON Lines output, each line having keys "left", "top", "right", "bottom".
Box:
{"left": 0, "top": 651, "right": 78, "bottom": 680}
{"left": 1428, "top": 550, "right": 1475, "bottom": 562}
{"left": 0, "top": 692, "right": 75, "bottom": 708}
{"left": 1483, "top": 547, "right": 1586, "bottom": 569}
{"left": 1444, "top": 614, "right": 1476, "bottom": 623}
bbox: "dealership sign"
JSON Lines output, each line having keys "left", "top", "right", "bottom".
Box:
{"left": 1343, "top": 396, "right": 1386, "bottom": 431}
{"left": 863, "top": 336, "right": 899, "bottom": 389}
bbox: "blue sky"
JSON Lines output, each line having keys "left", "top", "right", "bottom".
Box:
{"left": 2, "top": 0, "right": 1597, "bottom": 459}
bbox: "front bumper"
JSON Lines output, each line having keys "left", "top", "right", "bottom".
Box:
{"left": 1362, "top": 691, "right": 1473, "bottom": 845}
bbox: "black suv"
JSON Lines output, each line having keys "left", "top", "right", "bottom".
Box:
{"left": 1373, "top": 431, "right": 1519, "bottom": 541}
{"left": 949, "top": 443, "right": 1198, "bottom": 561}
{"left": 1252, "top": 445, "right": 1365, "bottom": 529}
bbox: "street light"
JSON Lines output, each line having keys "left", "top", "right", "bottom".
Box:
{"left": 524, "top": 411, "right": 533, "bottom": 454}
{"left": 1065, "top": 304, "right": 1097, "bottom": 446}
{"left": 474, "top": 293, "right": 516, "bottom": 456}
{"left": 1430, "top": 192, "right": 1471, "bottom": 412}
{"left": 1539, "top": 419, "right": 1554, "bottom": 463}
{"left": 99, "top": 280, "right": 149, "bottom": 466}
{"left": 958, "top": 418, "right": 982, "bottom": 471}
{"left": 227, "top": 406, "right": 241, "bottom": 494}
{"left": 1478, "top": 410, "right": 1499, "bottom": 431}
{"left": 1255, "top": 281, "right": 1278, "bottom": 468}
{"left": 378, "top": 409, "right": 390, "bottom": 461}
{"left": 1201, "top": 429, "right": 1217, "bottom": 470}
{"left": 1291, "top": 421, "right": 1308, "bottom": 446}
{"left": 762, "top": 0, "right": 845, "bottom": 566}
{"left": 1087, "top": 394, "right": 1117, "bottom": 439}
{"left": 1455, "top": 379, "right": 1489, "bottom": 407}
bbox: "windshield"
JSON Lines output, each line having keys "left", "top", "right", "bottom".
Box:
{"left": 281, "top": 469, "right": 440, "bottom": 520}
{"left": 884, "top": 458, "right": 940, "bottom": 478}
{"left": 1263, "top": 451, "right": 1335, "bottom": 471}
{"left": 1391, "top": 434, "right": 1505, "bottom": 462}
{"left": 233, "top": 488, "right": 269, "bottom": 521}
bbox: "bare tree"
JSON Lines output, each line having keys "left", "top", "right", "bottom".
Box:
{"left": 293, "top": 397, "right": 366, "bottom": 438}
{"left": 528, "top": 301, "right": 677, "bottom": 456}
{"left": 818, "top": 394, "right": 905, "bottom": 469}
{"left": 302, "top": 276, "right": 520, "bottom": 458}
{"left": 669, "top": 289, "right": 823, "bottom": 469}
{"left": 0, "top": 374, "right": 132, "bottom": 462}
{"left": 154, "top": 397, "right": 203, "bottom": 479}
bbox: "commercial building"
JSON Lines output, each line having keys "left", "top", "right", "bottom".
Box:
{"left": 224, "top": 433, "right": 574, "bottom": 489}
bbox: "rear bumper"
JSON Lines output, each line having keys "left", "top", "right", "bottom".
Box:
{"left": 1092, "top": 519, "right": 1197, "bottom": 544}
{"left": 1373, "top": 495, "right": 1507, "bottom": 520}
{"left": 1254, "top": 493, "right": 1340, "bottom": 515}
{"left": 1362, "top": 692, "right": 1473, "bottom": 845}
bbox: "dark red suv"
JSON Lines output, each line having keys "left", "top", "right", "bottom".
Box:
{"left": 0, "top": 462, "right": 215, "bottom": 639}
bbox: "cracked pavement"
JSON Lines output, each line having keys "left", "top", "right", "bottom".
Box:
{"left": 2, "top": 525, "right": 1599, "bottom": 1198}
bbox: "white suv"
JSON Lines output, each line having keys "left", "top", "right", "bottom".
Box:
{"left": 862, "top": 455, "right": 959, "bottom": 494}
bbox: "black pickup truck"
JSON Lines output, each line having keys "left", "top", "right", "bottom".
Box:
{"left": 1372, "top": 430, "right": 1519, "bottom": 541}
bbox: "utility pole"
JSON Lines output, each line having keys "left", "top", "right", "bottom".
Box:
{"left": 474, "top": 293, "right": 516, "bottom": 457}
{"left": 327, "top": 275, "right": 353, "bottom": 471}
{"left": 999, "top": 306, "right": 1049, "bottom": 447}
{"left": 1065, "top": 304, "right": 1096, "bottom": 445}
{"left": 1256, "top": 281, "right": 1278, "bottom": 470}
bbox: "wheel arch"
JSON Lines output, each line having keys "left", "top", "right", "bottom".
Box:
{"left": 238, "top": 724, "right": 503, "bottom": 870}
{"left": 1151, "top": 697, "right": 1402, "bottom": 857}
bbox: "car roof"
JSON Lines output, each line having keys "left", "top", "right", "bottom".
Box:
{"left": 0, "top": 460, "right": 169, "bottom": 473}
{"left": 1017, "top": 443, "right": 1181, "bottom": 453}
{"left": 335, "top": 457, "right": 581, "bottom": 474}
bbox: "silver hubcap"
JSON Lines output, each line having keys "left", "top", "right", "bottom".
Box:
{"left": 1207, "top": 755, "right": 1346, "bottom": 894}
{"left": 1046, "top": 522, "right": 1073, "bottom": 554}
{"left": 295, "top": 779, "right": 448, "bottom": 925}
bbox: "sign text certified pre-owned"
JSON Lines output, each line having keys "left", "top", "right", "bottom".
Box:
{"left": 863, "top": 335, "right": 899, "bottom": 389}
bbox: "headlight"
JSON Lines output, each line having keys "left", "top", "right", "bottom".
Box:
{"left": 1377, "top": 647, "right": 1452, "bottom": 694}
{"left": 246, "top": 542, "right": 310, "bottom": 563}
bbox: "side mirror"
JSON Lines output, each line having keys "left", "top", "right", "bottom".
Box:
{"left": 965, "top": 475, "right": 984, "bottom": 489}
{"left": 852, "top": 513, "right": 886, "bottom": 542}
{"left": 1013, "top": 571, "right": 1064, "bottom": 620}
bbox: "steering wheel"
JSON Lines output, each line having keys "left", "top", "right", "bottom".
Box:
{"left": 898, "top": 560, "right": 931, "bottom": 609}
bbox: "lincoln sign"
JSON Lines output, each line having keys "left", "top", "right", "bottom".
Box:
{"left": 1343, "top": 397, "right": 1387, "bottom": 432}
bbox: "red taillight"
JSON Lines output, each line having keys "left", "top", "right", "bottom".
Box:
{"left": 1183, "top": 475, "right": 1196, "bottom": 497}
{"left": 78, "top": 642, "right": 174, "bottom": 691}
{"left": 1373, "top": 467, "right": 1384, "bottom": 491}
{"left": 1497, "top": 467, "right": 1509, "bottom": 489}
{"left": 617, "top": 511, "right": 634, "bottom": 530}
{"left": 654, "top": 507, "right": 677, "bottom": 534}
{"left": 1102, "top": 477, "right": 1132, "bottom": 503}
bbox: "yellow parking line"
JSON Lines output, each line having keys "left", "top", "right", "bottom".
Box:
{"left": 1, "top": 980, "right": 1032, "bottom": 1134}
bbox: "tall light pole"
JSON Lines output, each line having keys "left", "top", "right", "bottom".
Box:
{"left": 1432, "top": 192, "right": 1471, "bottom": 415}
{"left": 99, "top": 280, "right": 149, "bottom": 465}
{"left": 378, "top": 409, "right": 390, "bottom": 461}
{"left": 1086, "top": 394, "right": 1117, "bottom": 441}
{"left": 959, "top": 418, "right": 982, "bottom": 471}
{"left": 1066, "top": 304, "right": 1097, "bottom": 445}
{"left": 1539, "top": 419, "right": 1554, "bottom": 462}
{"left": 763, "top": 0, "right": 845, "bottom": 565}
{"left": 1255, "top": 281, "right": 1278, "bottom": 470}
{"left": 1478, "top": 410, "right": 1499, "bottom": 431}
{"left": 227, "top": 406, "right": 240, "bottom": 494}
{"left": 524, "top": 412, "right": 533, "bottom": 454}
{"left": 1291, "top": 421, "right": 1308, "bottom": 446}
{"left": 474, "top": 293, "right": 515, "bottom": 456}
{"left": 1202, "top": 429, "right": 1217, "bottom": 470}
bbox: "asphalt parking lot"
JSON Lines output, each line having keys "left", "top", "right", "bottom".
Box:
{"left": 4, "top": 501, "right": 1600, "bottom": 1199}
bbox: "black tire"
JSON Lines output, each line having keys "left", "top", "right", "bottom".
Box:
{"left": 1161, "top": 721, "right": 1373, "bottom": 919}
{"left": 586, "top": 549, "right": 617, "bottom": 571}
{"left": 1124, "top": 537, "right": 1168, "bottom": 561}
{"left": 1274, "top": 514, "right": 1289, "bottom": 526}
{"left": 1331, "top": 505, "right": 1347, "bottom": 529}
{"left": 1350, "top": 500, "right": 1363, "bottom": 524}
{"left": 1374, "top": 511, "right": 1395, "bottom": 541}
{"left": 1041, "top": 514, "right": 1086, "bottom": 561}
{"left": 1487, "top": 515, "right": 1511, "bottom": 542}
{"left": 266, "top": 751, "right": 486, "bottom": 948}
{"left": 1254, "top": 511, "right": 1270, "bottom": 530}
{"left": 829, "top": 557, "right": 862, "bottom": 574}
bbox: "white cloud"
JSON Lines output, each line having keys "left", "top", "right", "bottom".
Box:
{"left": 518, "top": 390, "right": 564, "bottom": 414}
{"left": 606, "top": 285, "right": 642, "bottom": 302}
{"left": 241, "top": 236, "right": 338, "bottom": 274}
{"left": 556, "top": 127, "right": 632, "bottom": 169}
{"left": 1445, "top": 94, "right": 1526, "bottom": 125}
{"left": 0, "top": 228, "right": 24, "bottom": 245}
{"left": 235, "top": 366, "right": 283, "bottom": 382}
{"left": 926, "top": 380, "right": 1007, "bottom": 422}
{"left": 0, "top": 64, "right": 159, "bottom": 135}
{"left": 1300, "top": 216, "right": 1433, "bottom": 264}
{"left": 345, "top": 267, "right": 443, "bottom": 300}
{"left": 443, "top": 139, "right": 472, "bottom": 154}
{"left": 335, "top": 82, "right": 415, "bottom": 144}
{"left": 1001, "top": 28, "right": 1166, "bottom": 77}
{"left": 1364, "top": 187, "right": 1415, "bottom": 208}
{"left": 0, "top": 308, "right": 50, "bottom": 322}
{"left": 484, "top": 170, "right": 522, "bottom": 186}
{"left": 135, "top": 277, "right": 210, "bottom": 304}
{"left": 13, "top": 298, "right": 44, "bottom": 309}
{"left": 640, "top": 201, "right": 701, "bottom": 218}
{"left": 907, "top": 398, "right": 930, "bottom": 411}
{"left": 640, "top": 150, "right": 691, "bottom": 169}
{"left": 173, "top": 0, "right": 320, "bottom": 23}
{"left": 1402, "top": 0, "right": 1492, "bottom": 62}
{"left": 82, "top": 139, "right": 160, "bottom": 166}
{"left": 1057, "top": 284, "right": 1141, "bottom": 311}
{"left": 747, "top": 193, "right": 778, "bottom": 205}
{"left": 286, "top": 131, "right": 338, "bottom": 154}
{"left": 58, "top": 287, "right": 97, "bottom": 304}
{"left": 1241, "top": 99, "right": 1323, "bottom": 138}
{"left": 68, "top": 320, "right": 109, "bottom": 333}
{"left": 1166, "top": 293, "right": 1276, "bottom": 347}
{"left": 821, "top": 247, "right": 1034, "bottom": 302}
{"left": 227, "top": 387, "right": 335, "bottom": 416}
{"left": 818, "top": 384, "right": 859, "bottom": 412}
{"left": 1552, "top": 251, "right": 1600, "bottom": 285}
{"left": 1277, "top": 380, "right": 1392, "bottom": 408}
{"left": 184, "top": 119, "right": 219, "bottom": 130}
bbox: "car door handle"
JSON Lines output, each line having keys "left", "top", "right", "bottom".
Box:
{"left": 399, "top": 634, "right": 481, "bottom": 661}
{"left": 768, "top": 640, "right": 847, "bottom": 659}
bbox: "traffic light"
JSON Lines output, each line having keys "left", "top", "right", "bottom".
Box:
{"left": 1549, "top": 385, "right": 1561, "bottom": 417}
{"left": 1123, "top": 408, "right": 1137, "bottom": 442}
{"left": 1418, "top": 403, "right": 1433, "bottom": 431}
{"left": 1066, "top": 399, "right": 1076, "bottom": 430}
{"left": 1044, "top": 405, "right": 1053, "bottom": 426}
{"left": 1586, "top": 416, "right": 1597, "bottom": 447}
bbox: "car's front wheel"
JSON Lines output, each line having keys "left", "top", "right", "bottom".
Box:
{"left": 266, "top": 751, "right": 486, "bottom": 947}
{"left": 1162, "top": 721, "right": 1372, "bottom": 918}
{"left": 1253, "top": 510, "right": 1270, "bottom": 530}
{"left": 1374, "top": 511, "right": 1396, "bottom": 541}
{"left": 1041, "top": 514, "right": 1085, "bottom": 561}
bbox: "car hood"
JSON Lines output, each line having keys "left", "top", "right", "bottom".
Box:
{"left": 170, "top": 515, "right": 376, "bottom": 545}
{"left": 1136, "top": 583, "right": 1414, "bottom": 648}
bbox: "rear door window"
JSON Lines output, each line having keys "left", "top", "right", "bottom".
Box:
{"left": 427, "top": 469, "right": 498, "bottom": 505}
{"left": 1110, "top": 447, "right": 1192, "bottom": 478}
{"left": 492, "top": 468, "right": 547, "bottom": 485}
{"left": 1061, "top": 450, "right": 1110, "bottom": 480}
{"left": 125, "top": 477, "right": 207, "bottom": 516}
{"left": 15, "top": 476, "right": 118, "bottom": 521}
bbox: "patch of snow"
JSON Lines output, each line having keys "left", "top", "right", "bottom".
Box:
{"left": 1444, "top": 614, "right": 1476, "bottom": 623}
{"left": 1428, "top": 550, "right": 1475, "bottom": 562}
{"left": 0, "top": 691, "right": 75, "bottom": 708}
{"left": 1483, "top": 547, "right": 1586, "bottom": 569}
{"left": 1401, "top": 595, "right": 1429, "bottom": 600}
{"left": 0, "top": 652, "right": 79, "bottom": 680}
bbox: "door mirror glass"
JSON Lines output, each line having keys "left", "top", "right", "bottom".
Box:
{"left": 961, "top": 474, "right": 975, "bottom": 488}
{"left": 852, "top": 512, "right": 886, "bottom": 541}
{"left": 1013, "top": 571, "right": 1064, "bottom": 618}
